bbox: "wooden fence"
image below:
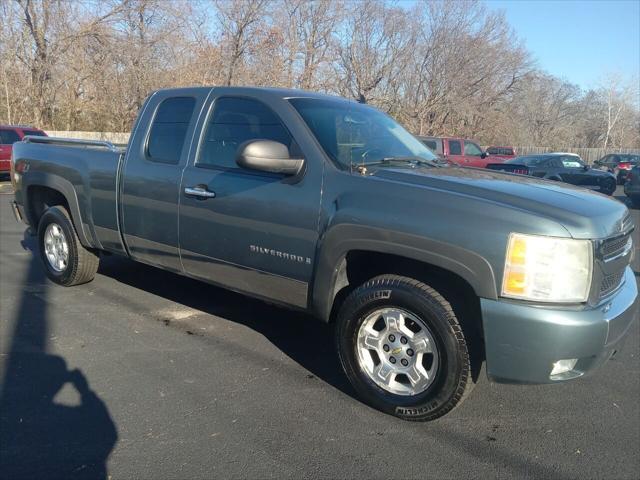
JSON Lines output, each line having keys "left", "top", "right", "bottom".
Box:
{"left": 47, "top": 131, "right": 639, "bottom": 165}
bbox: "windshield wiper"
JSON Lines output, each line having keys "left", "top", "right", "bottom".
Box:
{"left": 365, "top": 156, "right": 441, "bottom": 168}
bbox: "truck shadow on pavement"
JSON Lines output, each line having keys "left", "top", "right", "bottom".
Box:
{"left": 94, "top": 254, "right": 580, "bottom": 480}
{"left": 96, "top": 254, "right": 355, "bottom": 397}
{"left": 0, "top": 234, "right": 117, "bottom": 480}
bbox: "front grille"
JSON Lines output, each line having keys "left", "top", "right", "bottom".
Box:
{"left": 600, "top": 270, "right": 625, "bottom": 298}
{"left": 621, "top": 213, "right": 633, "bottom": 232}
{"left": 600, "top": 233, "right": 632, "bottom": 260}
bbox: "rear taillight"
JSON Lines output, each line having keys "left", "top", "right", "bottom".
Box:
{"left": 619, "top": 163, "right": 632, "bottom": 170}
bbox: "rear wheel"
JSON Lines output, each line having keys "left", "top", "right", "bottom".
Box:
{"left": 37, "top": 206, "right": 99, "bottom": 286}
{"left": 335, "top": 275, "right": 475, "bottom": 421}
{"left": 602, "top": 177, "right": 616, "bottom": 195}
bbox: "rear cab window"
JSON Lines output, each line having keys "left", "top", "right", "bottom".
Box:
{"left": 423, "top": 139, "right": 437, "bottom": 151}
{"left": 146, "top": 97, "right": 196, "bottom": 164}
{"left": 22, "top": 130, "right": 47, "bottom": 137}
{"left": 448, "top": 140, "right": 462, "bottom": 155}
{"left": 0, "top": 129, "right": 21, "bottom": 145}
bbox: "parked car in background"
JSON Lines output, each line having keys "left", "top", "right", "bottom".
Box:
{"left": 0, "top": 125, "right": 47, "bottom": 174}
{"left": 485, "top": 146, "right": 517, "bottom": 159}
{"left": 486, "top": 153, "right": 617, "bottom": 195}
{"left": 624, "top": 165, "right": 640, "bottom": 207}
{"left": 416, "top": 136, "right": 503, "bottom": 168}
{"left": 594, "top": 153, "right": 640, "bottom": 185}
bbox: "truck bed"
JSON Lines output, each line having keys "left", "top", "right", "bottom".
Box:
{"left": 12, "top": 137, "right": 126, "bottom": 253}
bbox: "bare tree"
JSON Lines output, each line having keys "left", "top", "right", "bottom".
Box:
{"left": 0, "top": 0, "right": 637, "bottom": 149}
{"left": 335, "top": 1, "right": 413, "bottom": 105}
{"left": 10, "top": 0, "right": 123, "bottom": 126}
{"left": 599, "top": 74, "right": 636, "bottom": 148}
{"left": 214, "top": 0, "right": 269, "bottom": 86}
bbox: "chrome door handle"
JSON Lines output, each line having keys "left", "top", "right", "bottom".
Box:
{"left": 184, "top": 186, "right": 216, "bottom": 199}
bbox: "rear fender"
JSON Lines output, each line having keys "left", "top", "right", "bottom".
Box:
{"left": 24, "top": 172, "right": 95, "bottom": 248}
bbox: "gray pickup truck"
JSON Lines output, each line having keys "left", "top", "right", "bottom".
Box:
{"left": 11, "top": 87, "right": 638, "bottom": 421}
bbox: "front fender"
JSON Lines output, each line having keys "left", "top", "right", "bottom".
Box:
{"left": 310, "top": 223, "right": 497, "bottom": 322}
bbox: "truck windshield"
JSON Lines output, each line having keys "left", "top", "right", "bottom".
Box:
{"left": 23, "top": 130, "right": 47, "bottom": 137}
{"left": 289, "top": 97, "right": 437, "bottom": 170}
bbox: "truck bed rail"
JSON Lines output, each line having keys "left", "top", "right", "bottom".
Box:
{"left": 22, "top": 135, "right": 125, "bottom": 153}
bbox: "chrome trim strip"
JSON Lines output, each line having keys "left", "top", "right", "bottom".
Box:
{"left": 22, "top": 135, "right": 123, "bottom": 153}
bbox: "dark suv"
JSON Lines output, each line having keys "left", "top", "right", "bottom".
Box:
{"left": 624, "top": 165, "right": 640, "bottom": 207}
{"left": 594, "top": 154, "right": 640, "bottom": 185}
{"left": 0, "top": 125, "right": 47, "bottom": 174}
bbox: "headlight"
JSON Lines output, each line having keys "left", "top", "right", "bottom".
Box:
{"left": 502, "top": 233, "right": 593, "bottom": 303}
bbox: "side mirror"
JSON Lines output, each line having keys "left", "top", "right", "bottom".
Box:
{"left": 236, "top": 140, "right": 304, "bottom": 176}
{"left": 481, "top": 151, "right": 488, "bottom": 159}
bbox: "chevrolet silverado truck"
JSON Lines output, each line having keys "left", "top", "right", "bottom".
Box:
{"left": 11, "top": 87, "right": 638, "bottom": 421}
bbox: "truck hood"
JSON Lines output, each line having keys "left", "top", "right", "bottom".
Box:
{"left": 371, "top": 166, "right": 630, "bottom": 239}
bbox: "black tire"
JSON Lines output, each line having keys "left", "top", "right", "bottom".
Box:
{"left": 37, "top": 206, "right": 99, "bottom": 286}
{"left": 602, "top": 177, "right": 616, "bottom": 195}
{"left": 335, "top": 275, "right": 475, "bottom": 421}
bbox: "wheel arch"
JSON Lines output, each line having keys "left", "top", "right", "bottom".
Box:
{"left": 310, "top": 226, "right": 497, "bottom": 325}
{"left": 24, "top": 173, "right": 94, "bottom": 247}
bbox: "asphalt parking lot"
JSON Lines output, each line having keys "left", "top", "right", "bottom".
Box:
{"left": 0, "top": 181, "right": 638, "bottom": 479}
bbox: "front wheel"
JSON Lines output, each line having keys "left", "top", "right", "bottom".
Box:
{"left": 335, "top": 275, "right": 475, "bottom": 421}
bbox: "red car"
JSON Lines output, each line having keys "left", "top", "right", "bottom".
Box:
{"left": 485, "top": 146, "right": 517, "bottom": 160}
{"left": 0, "top": 125, "right": 48, "bottom": 174}
{"left": 417, "top": 136, "right": 504, "bottom": 168}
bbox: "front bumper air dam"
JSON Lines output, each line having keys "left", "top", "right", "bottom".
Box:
{"left": 481, "top": 266, "right": 638, "bottom": 384}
